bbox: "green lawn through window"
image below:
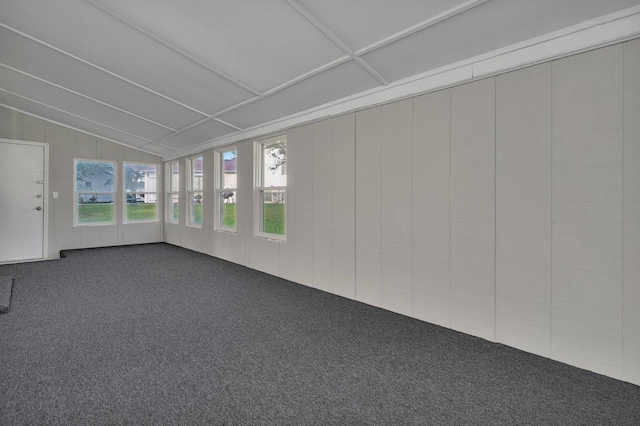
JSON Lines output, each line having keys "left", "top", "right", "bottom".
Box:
{"left": 77, "top": 204, "right": 114, "bottom": 223}
{"left": 222, "top": 203, "right": 236, "bottom": 228}
{"left": 263, "top": 203, "right": 284, "bottom": 235}
{"left": 126, "top": 203, "right": 157, "bottom": 221}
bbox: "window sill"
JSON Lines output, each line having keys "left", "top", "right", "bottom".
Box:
{"left": 255, "top": 232, "right": 286, "bottom": 243}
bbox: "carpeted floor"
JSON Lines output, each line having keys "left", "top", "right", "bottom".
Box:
{"left": 0, "top": 243, "right": 638, "bottom": 425}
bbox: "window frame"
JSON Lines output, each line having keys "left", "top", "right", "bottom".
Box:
{"left": 122, "top": 162, "right": 160, "bottom": 224}
{"left": 73, "top": 159, "right": 117, "bottom": 227}
{"left": 254, "top": 136, "right": 287, "bottom": 242}
{"left": 214, "top": 147, "right": 237, "bottom": 233}
{"left": 187, "top": 155, "right": 204, "bottom": 228}
{"left": 165, "top": 161, "right": 180, "bottom": 224}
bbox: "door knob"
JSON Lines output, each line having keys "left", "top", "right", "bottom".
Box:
{"left": 36, "top": 206, "right": 42, "bottom": 211}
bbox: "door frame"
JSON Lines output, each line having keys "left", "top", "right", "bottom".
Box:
{"left": 0, "top": 138, "right": 49, "bottom": 261}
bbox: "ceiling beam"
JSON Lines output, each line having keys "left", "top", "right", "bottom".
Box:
{"left": 0, "top": 88, "right": 158, "bottom": 145}
{"left": 0, "top": 23, "right": 211, "bottom": 119}
{"left": 286, "top": 0, "right": 389, "bottom": 86}
{"left": 355, "top": 0, "right": 492, "bottom": 57}
{"left": 0, "top": 63, "right": 177, "bottom": 132}
{"left": 84, "top": 0, "right": 262, "bottom": 97}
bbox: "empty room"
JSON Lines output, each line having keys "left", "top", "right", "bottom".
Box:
{"left": 1, "top": 0, "right": 640, "bottom": 424}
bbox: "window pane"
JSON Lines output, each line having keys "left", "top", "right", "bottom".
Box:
{"left": 221, "top": 150, "right": 237, "bottom": 189}
{"left": 169, "top": 194, "right": 179, "bottom": 222}
{"left": 190, "top": 192, "right": 203, "bottom": 224}
{"left": 219, "top": 191, "right": 236, "bottom": 228}
{"left": 192, "top": 157, "right": 203, "bottom": 191}
{"left": 261, "top": 190, "right": 285, "bottom": 235}
{"left": 77, "top": 193, "right": 114, "bottom": 223}
{"left": 262, "top": 140, "right": 286, "bottom": 187}
{"left": 124, "top": 163, "right": 157, "bottom": 193}
{"left": 75, "top": 161, "right": 115, "bottom": 192}
{"left": 170, "top": 163, "right": 180, "bottom": 192}
{"left": 126, "top": 195, "right": 157, "bottom": 221}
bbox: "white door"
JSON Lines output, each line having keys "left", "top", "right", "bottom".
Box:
{"left": 0, "top": 141, "right": 46, "bottom": 262}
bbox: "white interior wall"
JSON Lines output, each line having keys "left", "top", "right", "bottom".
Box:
{"left": 162, "top": 39, "right": 639, "bottom": 385}
{"left": 623, "top": 37, "right": 640, "bottom": 386}
{"left": 0, "top": 107, "right": 162, "bottom": 257}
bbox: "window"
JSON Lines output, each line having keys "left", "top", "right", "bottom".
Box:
{"left": 187, "top": 155, "right": 203, "bottom": 227}
{"left": 123, "top": 163, "right": 159, "bottom": 223}
{"left": 215, "top": 148, "right": 237, "bottom": 232}
{"left": 255, "top": 137, "right": 286, "bottom": 240}
{"left": 74, "top": 159, "right": 116, "bottom": 225}
{"left": 165, "top": 162, "right": 180, "bottom": 224}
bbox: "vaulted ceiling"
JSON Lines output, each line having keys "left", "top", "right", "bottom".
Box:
{"left": 1, "top": 0, "right": 639, "bottom": 158}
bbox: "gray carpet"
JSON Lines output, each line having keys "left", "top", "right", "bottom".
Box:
{"left": 0, "top": 243, "right": 638, "bottom": 425}
{"left": 0, "top": 275, "right": 13, "bottom": 314}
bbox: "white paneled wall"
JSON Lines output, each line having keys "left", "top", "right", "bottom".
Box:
{"left": 552, "top": 45, "right": 624, "bottom": 378}
{"left": 164, "top": 40, "right": 640, "bottom": 385}
{"left": 0, "top": 106, "right": 162, "bottom": 257}
{"left": 355, "top": 107, "right": 382, "bottom": 307}
{"left": 412, "top": 90, "right": 451, "bottom": 328}
{"left": 380, "top": 100, "right": 413, "bottom": 316}
{"left": 624, "top": 38, "right": 640, "bottom": 385}
{"left": 495, "top": 63, "right": 552, "bottom": 358}
{"left": 331, "top": 114, "right": 356, "bottom": 300}
{"left": 450, "top": 79, "right": 496, "bottom": 341}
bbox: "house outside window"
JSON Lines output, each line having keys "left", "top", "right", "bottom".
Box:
{"left": 215, "top": 148, "right": 237, "bottom": 232}
{"left": 254, "top": 137, "right": 286, "bottom": 240}
{"left": 74, "top": 159, "right": 116, "bottom": 226}
{"left": 123, "top": 163, "right": 159, "bottom": 223}
{"left": 166, "top": 162, "right": 179, "bottom": 224}
{"left": 187, "top": 155, "right": 203, "bottom": 227}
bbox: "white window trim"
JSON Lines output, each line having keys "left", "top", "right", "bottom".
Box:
{"left": 73, "top": 159, "right": 117, "bottom": 227}
{"left": 122, "top": 162, "right": 160, "bottom": 224}
{"left": 187, "top": 155, "right": 203, "bottom": 228}
{"left": 254, "top": 136, "right": 286, "bottom": 242}
{"left": 214, "top": 147, "right": 237, "bottom": 234}
{"left": 165, "top": 161, "right": 179, "bottom": 224}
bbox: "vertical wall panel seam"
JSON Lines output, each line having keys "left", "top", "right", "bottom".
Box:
{"left": 378, "top": 108, "right": 382, "bottom": 304}
{"left": 494, "top": 77, "right": 500, "bottom": 339}
{"left": 621, "top": 42, "right": 626, "bottom": 379}
{"left": 550, "top": 59, "right": 555, "bottom": 360}
{"left": 352, "top": 115, "right": 357, "bottom": 298}
{"left": 354, "top": 116, "right": 358, "bottom": 301}
{"left": 448, "top": 89, "right": 452, "bottom": 326}
{"left": 409, "top": 97, "right": 416, "bottom": 317}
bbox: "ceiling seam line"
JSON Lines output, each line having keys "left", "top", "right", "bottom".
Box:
{"left": 354, "top": 0, "right": 492, "bottom": 57}
{"left": 0, "top": 104, "right": 161, "bottom": 156}
{"left": 0, "top": 23, "right": 211, "bottom": 118}
{"left": 153, "top": 51, "right": 356, "bottom": 141}
{"left": 84, "top": 0, "right": 262, "bottom": 96}
{"left": 155, "top": 53, "right": 355, "bottom": 144}
{"left": 247, "top": 56, "right": 352, "bottom": 99}
{"left": 0, "top": 88, "right": 157, "bottom": 143}
{"left": 353, "top": 58, "right": 389, "bottom": 86}
{"left": 285, "top": 0, "right": 389, "bottom": 86}
{"left": 286, "top": 0, "right": 354, "bottom": 54}
{"left": 0, "top": 63, "right": 178, "bottom": 132}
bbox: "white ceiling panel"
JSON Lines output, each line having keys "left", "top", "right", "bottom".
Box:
{"left": 159, "top": 119, "right": 239, "bottom": 150}
{"left": 0, "top": 90, "right": 154, "bottom": 149}
{"left": 140, "top": 143, "right": 179, "bottom": 156}
{"left": 296, "top": 0, "right": 470, "bottom": 52}
{"left": 1, "top": 0, "right": 637, "bottom": 158}
{"left": 90, "top": 0, "right": 347, "bottom": 93}
{"left": 0, "top": 0, "right": 255, "bottom": 114}
{"left": 363, "top": 0, "right": 640, "bottom": 82}
{"left": 0, "top": 66, "right": 172, "bottom": 141}
{"left": 218, "top": 60, "right": 380, "bottom": 129}
{"left": 0, "top": 27, "right": 204, "bottom": 131}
